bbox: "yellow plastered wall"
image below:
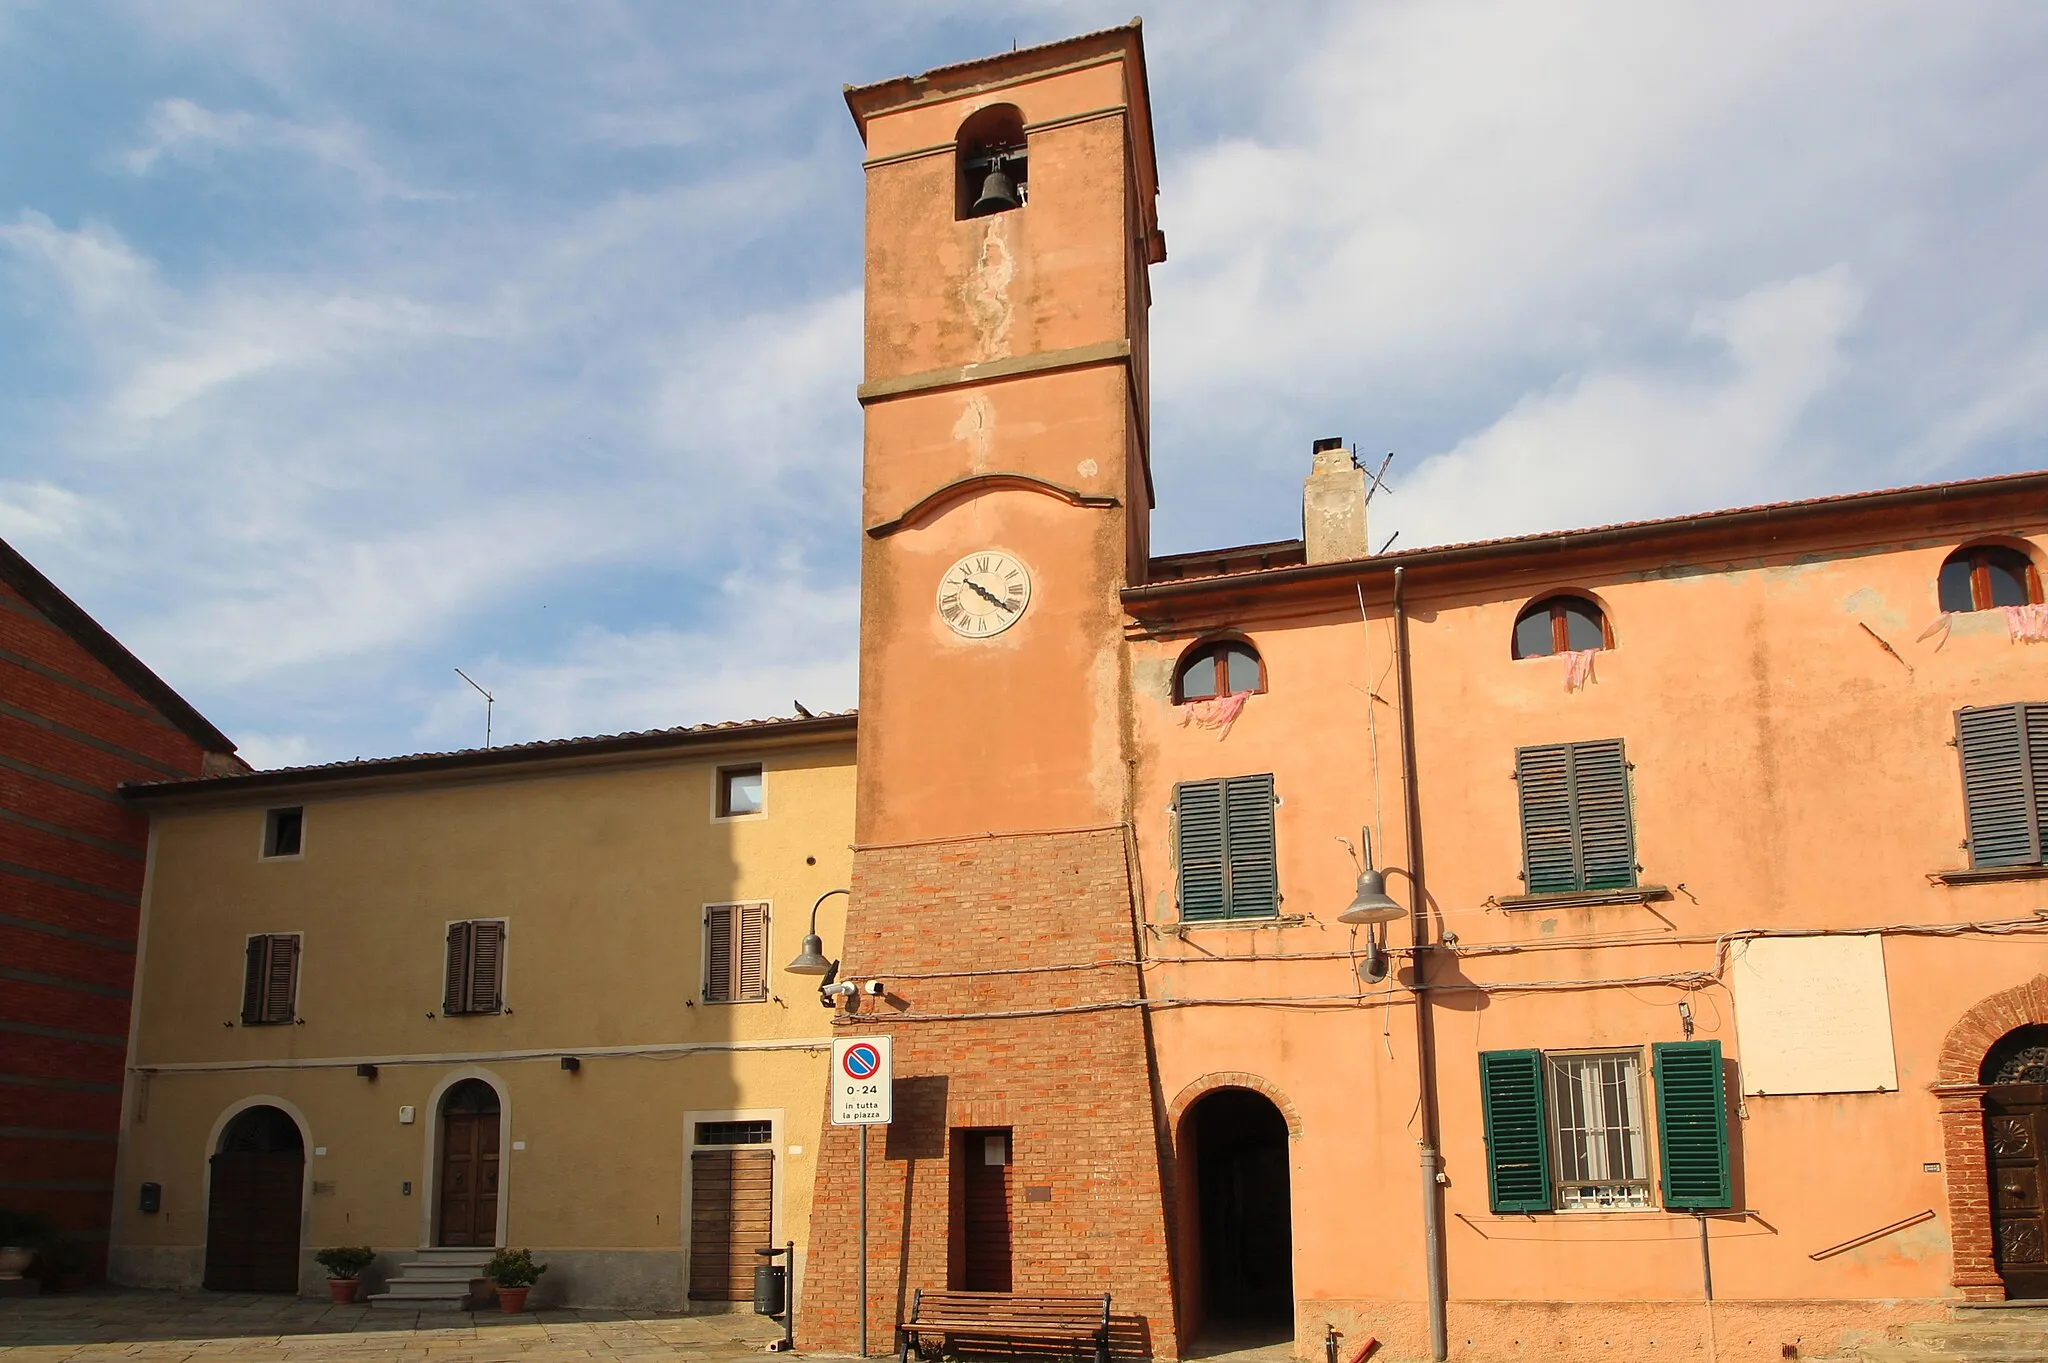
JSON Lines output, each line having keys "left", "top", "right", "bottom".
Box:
{"left": 112, "top": 736, "right": 853, "bottom": 1299}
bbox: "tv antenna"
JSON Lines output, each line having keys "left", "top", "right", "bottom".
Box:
{"left": 454, "top": 668, "right": 495, "bottom": 748}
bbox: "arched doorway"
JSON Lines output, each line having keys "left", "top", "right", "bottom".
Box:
{"left": 1186, "top": 1088, "right": 1294, "bottom": 1339}
{"left": 437, "top": 1078, "right": 502, "bottom": 1246}
{"left": 1984, "top": 1026, "right": 2048, "bottom": 1298}
{"left": 204, "top": 1104, "right": 304, "bottom": 1292}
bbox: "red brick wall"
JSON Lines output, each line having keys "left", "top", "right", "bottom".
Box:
{"left": 803, "top": 830, "right": 1180, "bottom": 1358}
{"left": 0, "top": 579, "right": 213, "bottom": 1273}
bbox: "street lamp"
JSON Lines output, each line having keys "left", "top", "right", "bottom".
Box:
{"left": 786, "top": 887, "right": 848, "bottom": 975}
{"left": 1338, "top": 829, "right": 1407, "bottom": 924}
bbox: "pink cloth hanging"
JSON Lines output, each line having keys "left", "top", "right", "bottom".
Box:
{"left": 2005, "top": 603, "right": 2048, "bottom": 643}
{"left": 1179, "top": 690, "right": 1251, "bottom": 739}
{"left": 1562, "top": 649, "right": 1598, "bottom": 692}
{"left": 1918, "top": 613, "right": 1954, "bottom": 651}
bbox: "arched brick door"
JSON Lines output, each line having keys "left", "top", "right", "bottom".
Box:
{"left": 1935, "top": 975, "right": 2048, "bottom": 1301}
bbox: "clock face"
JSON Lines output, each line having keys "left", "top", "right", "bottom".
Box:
{"left": 937, "top": 550, "right": 1032, "bottom": 638}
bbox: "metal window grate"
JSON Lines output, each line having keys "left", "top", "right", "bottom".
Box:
{"left": 695, "top": 1120, "right": 772, "bottom": 1146}
{"left": 1548, "top": 1051, "right": 1650, "bottom": 1210}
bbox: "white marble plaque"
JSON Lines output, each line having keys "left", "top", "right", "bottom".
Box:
{"left": 1730, "top": 934, "right": 1898, "bottom": 1095}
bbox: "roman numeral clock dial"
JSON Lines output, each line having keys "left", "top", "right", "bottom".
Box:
{"left": 936, "top": 550, "right": 1032, "bottom": 639}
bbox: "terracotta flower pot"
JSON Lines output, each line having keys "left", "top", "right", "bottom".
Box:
{"left": 327, "top": 1278, "right": 359, "bottom": 1304}
{"left": 0, "top": 1248, "right": 33, "bottom": 1281}
{"left": 496, "top": 1285, "right": 530, "bottom": 1313}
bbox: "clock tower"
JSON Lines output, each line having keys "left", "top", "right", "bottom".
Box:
{"left": 804, "top": 22, "right": 1179, "bottom": 1355}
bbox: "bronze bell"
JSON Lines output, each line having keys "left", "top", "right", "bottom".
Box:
{"left": 971, "top": 162, "right": 1019, "bottom": 216}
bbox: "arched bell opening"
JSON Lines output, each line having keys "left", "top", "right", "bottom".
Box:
{"left": 955, "top": 104, "right": 1028, "bottom": 219}
{"left": 1180, "top": 1087, "right": 1294, "bottom": 1349}
{"left": 203, "top": 1104, "right": 305, "bottom": 1292}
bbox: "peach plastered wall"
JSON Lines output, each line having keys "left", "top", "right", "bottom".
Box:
{"left": 1129, "top": 517, "right": 2048, "bottom": 1357}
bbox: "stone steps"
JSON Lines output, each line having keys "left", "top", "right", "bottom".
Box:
{"left": 366, "top": 1248, "right": 493, "bottom": 1311}
{"left": 1817, "top": 1305, "right": 2048, "bottom": 1362}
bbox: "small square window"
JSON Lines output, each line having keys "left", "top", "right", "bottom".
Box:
{"left": 262, "top": 807, "right": 304, "bottom": 859}
{"left": 717, "top": 765, "right": 764, "bottom": 818}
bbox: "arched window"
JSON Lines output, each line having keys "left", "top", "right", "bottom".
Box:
{"left": 1938, "top": 544, "right": 2041, "bottom": 613}
{"left": 1175, "top": 637, "right": 1265, "bottom": 703}
{"left": 1513, "top": 595, "right": 1610, "bottom": 660}
{"left": 955, "top": 104, "right": 1028, "bottom": 220}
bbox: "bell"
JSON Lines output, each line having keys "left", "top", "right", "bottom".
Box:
{"left": 971, "top": 163, "right": 1019, "bottom": 216}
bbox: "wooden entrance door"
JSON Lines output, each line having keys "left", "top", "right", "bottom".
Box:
{"left": 1988, "top": 1084, "right": 2048, "bottom": 1299}
{"left": 437, "top": 1081, "right": 501, "bottom": 1247}
{"left": 689, "top": 1149, "right": 774, "bottom": 1301}
{"left": 203, "top": 1106, "right": 303, "bottom": 1292}
{"left": 958, "top": 1129, "right": 1012, "bottom": 1292}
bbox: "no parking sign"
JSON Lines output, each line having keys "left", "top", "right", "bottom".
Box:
{"left": 831, "top": 1036, "right": 892, "bottom": 1125}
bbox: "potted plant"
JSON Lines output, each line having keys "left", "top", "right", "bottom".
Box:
{"left": 0, "top": 1209, "right": 53, "bottom": 1282}
{"left": 484, "top": 1248, "right": 547, "bottom": 1313}
{"left": 314, "top": 1246, "right": 376, "bottom": 1304}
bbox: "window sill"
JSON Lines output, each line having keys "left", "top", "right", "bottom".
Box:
{"left": 1494, "top": 885, "right": 1671, "bottom": 911}
{"left": 1932, "top": 864, "right": 2048, "bottom": 885}
{"left": 1161, "top": 913, "right": 1305, "bottom": 936}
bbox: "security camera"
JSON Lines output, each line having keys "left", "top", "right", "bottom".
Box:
{"left": 820, "top": 981, "right": 858, "bottom": 999}
{"left": 862, "top": 979, "right": 887, "bottom": 996}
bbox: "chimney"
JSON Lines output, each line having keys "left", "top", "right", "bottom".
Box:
{"left": 1303, "top": 436, "right": 1369, "bottom": 564}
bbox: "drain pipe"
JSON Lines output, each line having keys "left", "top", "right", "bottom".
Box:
{"left": 1393, "top": 565, "right": 1449, "bottom": 1363}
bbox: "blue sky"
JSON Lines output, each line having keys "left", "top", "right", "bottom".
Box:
{"left": 3, "top": 2, "right": 2046, "bottom": 768}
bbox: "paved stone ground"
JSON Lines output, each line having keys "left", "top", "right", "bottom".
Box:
{"left": 0, "top": 1289, "right": 803, "bottom": 1363}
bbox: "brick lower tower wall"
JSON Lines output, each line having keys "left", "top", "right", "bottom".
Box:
{"left": 803, "top": 829, "right": 1180, "bottom": 1359}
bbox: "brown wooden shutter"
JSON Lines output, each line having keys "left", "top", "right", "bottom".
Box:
{"left": 737, "top": 903, "right": 769, "bottom": 1001}
{"left": 468, "top": 921, "right": 504, "bottom": 1013}
{"left": 262, "top": 935, "right": 298, "bottom": 1023}
{"left": 705, "top": 904, "right": 734, "bottom": 1002}
{"left": 241, "top": 937, "right": 267, "bottom": 1025}
{"left": 443, "top": 921, "right": 474, "bottom": 1014}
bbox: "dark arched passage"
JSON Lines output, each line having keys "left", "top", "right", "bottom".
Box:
{"left": 1185, "top": 1088, "right": 1294, "bottom": 1339}
{"left": 204, "top": 1104, "right": 304, "bottom": 1292}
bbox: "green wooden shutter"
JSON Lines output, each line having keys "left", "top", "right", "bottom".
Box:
{"left": 1222, "top": 773, "right": 1278, "bottom": 919}
{"left": 1573, "top": 740, "right": 1637, "bottom": 890}
{"left": 1516, "top": 745, "right": 1579, "bottom": 893}
{"left": 1653, "top": 1040, "right": 1731, "bottom": 1210}
{"left": 1517, "top": 741, "right": 1636, "bottom": 892}
{"left": 1177, "top": 779, "right": 1228, "bottom": 922}
{"left": 1479, "top": 1050, "right": 1552, "bottom": 1212}
{"left": 1958, "top": 704, "right": 2044, "bottom": 867}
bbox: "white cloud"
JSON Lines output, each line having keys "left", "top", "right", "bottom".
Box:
{"left": 234, "top": 731, "right": 318, "bottom": 771}
{"left": 420, "top": 567, "right": 859, "bottom": 751}
{"left": 1393, "top": 267, "right": 1862, "bottom": 547}
{"left": 1144, "top": 0, "right": 2048, "bottom": 549}
{"left": 0, "top": 482, "right": 97, "bottom": 545}
{"left": 120, "top": 97, "right": 449, "bottom": 200}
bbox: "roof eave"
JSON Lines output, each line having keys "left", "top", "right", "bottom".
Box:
{"left": 121, "top": 712, "right": 858, "bottom": 805}
{"left": 0, "top": 536, "right": 237, "bottom": 755}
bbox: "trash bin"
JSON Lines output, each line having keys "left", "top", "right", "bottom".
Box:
{"left": 753, "top": 1259, "right": 786, "bottom": 1316}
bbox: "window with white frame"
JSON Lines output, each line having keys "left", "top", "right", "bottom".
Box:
{"left": 1547, "top": 1050, "right": 1651, "bottom": 1210}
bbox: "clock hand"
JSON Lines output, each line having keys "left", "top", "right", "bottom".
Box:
{"left": 958, "top": 577, "right": 1017, "bottom": 612}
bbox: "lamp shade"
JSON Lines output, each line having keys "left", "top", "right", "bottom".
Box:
{"left": 1338, "top": 868, "right": 1405, "bottom": 924}
{"left": 785, "top": 933, "right": 833, "bottom": 975}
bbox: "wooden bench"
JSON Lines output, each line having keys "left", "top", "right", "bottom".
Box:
{"left": 897, "top": 1289, "right": 1112, "bottom": 1363}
